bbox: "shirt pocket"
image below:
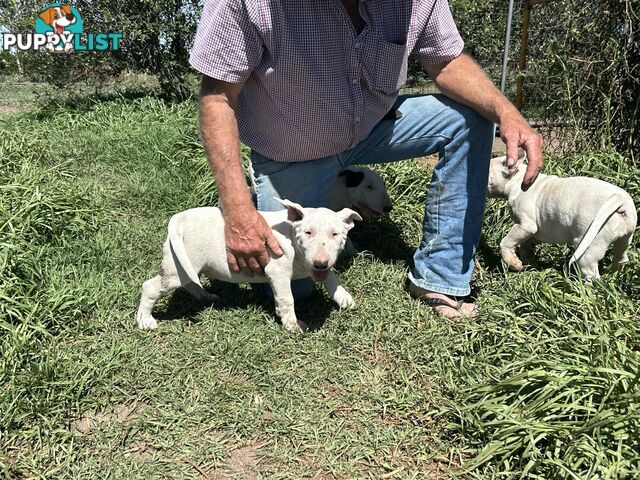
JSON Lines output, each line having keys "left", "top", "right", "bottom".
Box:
{"left": 363, "top": 37, "right": 408, "bottom": 94}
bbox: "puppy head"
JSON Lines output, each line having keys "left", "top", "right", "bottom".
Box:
{"left": 276, "top": 198, "right": 362, "bottom": 282}
{"left": 487, "top": 149, "right": 527, "bottom": 197}
{"left": 338, "top": 167, "right": 393, "bottom": 219}
{"left": 38, "top": 5, "right": 76, "bottom": 32}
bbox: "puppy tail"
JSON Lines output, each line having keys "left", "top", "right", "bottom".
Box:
{"left": 168, "top": 214, "right": 203, "bottom": 288}
{"left": 569, "top": 195, "right": 624, "bottom": 267}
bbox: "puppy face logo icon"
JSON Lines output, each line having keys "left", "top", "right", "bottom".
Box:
{"left": 35, "top": 3, "right": 83, "bottom": 51}
{"left": 2, "top": 3, "right": 120, "bottom": 53}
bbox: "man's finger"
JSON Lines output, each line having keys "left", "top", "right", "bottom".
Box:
{"left": 236, "top": 256, "right": 254, "bottom": 277}
{"left": 265, "top": 232, "right": 283, "bottom": 257}
{"left": 247, "top": 257, "right": 262, "bottom": 274}
{"left": 503, "top": 131, "right": 520, "bottom": 168}
{"left": 227, "top": 251, "right": 240, "bottom": 273}
{"left": 256, "top": 248, "right": 271, "bottom": 269}
{"left": 521, "top": 138, "right": 544, "bottom": 191}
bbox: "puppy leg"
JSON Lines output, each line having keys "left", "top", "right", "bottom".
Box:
{"left": 323, "top": 271, "right": 356, "bottom": 310}
{"left": 500, "top": 224, "right": 535, "bottom": 271}
{"left": 136, "top": 274, "right": 181, "bottom": 329}
{"left": 269, "top": 278, "right": 306, "bottom": 333}
{"left": 573, "top": 240, "right": 609, "bottom": 280}
{"left": 611, "top": 232, "right": 633, "bottom": 271}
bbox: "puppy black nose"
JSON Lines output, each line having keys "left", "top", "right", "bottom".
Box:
{"left": 384, "top": 205, "right": 393, "bottom": 213}
{"left": 66, "top": 13, "right": 75, "bottom": 20}
{"left": 313, "top": 260, "right": 329, "bottom": 270}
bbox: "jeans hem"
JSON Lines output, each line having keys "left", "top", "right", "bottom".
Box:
{"left": 407, "top": 273, "right": 471, "bottom": 297}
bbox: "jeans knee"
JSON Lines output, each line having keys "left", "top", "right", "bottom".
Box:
{"left": 459, "top": 106, "right": 494, "bottom": 139}
{"left": 438, "top": 96, "right": 494, "bottom": 143}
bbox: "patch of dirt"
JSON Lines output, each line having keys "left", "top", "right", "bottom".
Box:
{"left": 417, "top": 154, "right": 438, "bottom": 168}
{"left": 124, "top": 440, "right": 157, "bottom": 459}
{"left": 72, "top": 401, "right": 146, "bottom": 435}
{"left": 224, "top": 446, "right": 260, "bottom": 479}
{"left": 203, "top": 444, "right": 262, "bottom": 480}
{"left": 0, "top": 105, "right": 24, "bottom": 116}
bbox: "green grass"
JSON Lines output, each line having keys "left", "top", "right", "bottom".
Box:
{"left": 1, "top": 98, "right": 639, "bottom": 479}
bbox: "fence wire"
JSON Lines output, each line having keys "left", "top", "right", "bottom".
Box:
{"left": 409, "top": 0, "right": 639, "bottom": 157}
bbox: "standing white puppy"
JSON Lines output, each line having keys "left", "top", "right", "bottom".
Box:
{"left": 136, "top": 199, "right": 361, "bottom": 332}
{"left": 487, "top": 151, "right": 636, "bottom": 279}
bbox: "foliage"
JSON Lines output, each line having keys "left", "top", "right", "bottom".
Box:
{"left": 0, "top": 0, "right": 201, "bottom": 100}
{"left": 524, "top": 0, "right": 639, "bottom": 155}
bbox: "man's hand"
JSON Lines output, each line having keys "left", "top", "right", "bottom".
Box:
{"left": 498, "top": 110, "right": 544, "bottom": 191}
{"left": 425, "top": 53, "right": 544, "bottom": 191}
{"left": 224, "top": 206, "right": 284, "bottom": 276}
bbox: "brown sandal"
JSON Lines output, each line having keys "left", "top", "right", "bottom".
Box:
{"left": 406, "top": 279, "right": 478, "bottom": 318}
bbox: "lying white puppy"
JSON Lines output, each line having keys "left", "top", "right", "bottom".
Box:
{"left": 488, "top": 150, "right": 636, "bottom": 279}
{"left": 326, "top": 167, "right": 393, "bottom": 219}
{"left": 136, "top": 199, "right": 362, "bottom": 332}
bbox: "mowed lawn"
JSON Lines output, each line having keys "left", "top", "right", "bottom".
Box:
{"left": 1, "top": 97, "right": 639, "bottom": 479}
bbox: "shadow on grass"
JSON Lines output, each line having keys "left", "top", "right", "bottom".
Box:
{"left": 349, "top": 216, "right": 415, "bottom": 263}
{"left": 32, "top": 84, "right": 165, "bottom": 120}
{"left": 155, "top": 281, "right": 335, "bottom": 332}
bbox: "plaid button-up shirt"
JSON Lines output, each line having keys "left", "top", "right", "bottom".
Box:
{"left": 190, "top": 0, "right": 464, "bottom": 161}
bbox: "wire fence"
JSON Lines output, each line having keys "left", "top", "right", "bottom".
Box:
{"left": 408, "top": 0, "right": 639, "bottom": 158}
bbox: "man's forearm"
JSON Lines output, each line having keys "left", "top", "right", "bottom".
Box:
{"left": 426, "top": 53, "right": 543, "bottom": 189}
{"left": 426, "top": 53, "right": 518, "bottom": 125}
{"left": 198, "top": 81, "right": 253, "bottom": 214}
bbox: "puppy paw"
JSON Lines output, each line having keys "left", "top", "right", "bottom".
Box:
{"left": 500, "top": 248, "right": 524, "bottom": 271}
{"left": 136, "top": 313, "right": 158, "bottom": 330}
{"left": 282, "top": 317, "right": 307, "bottom": 333}
{"left": 333, "top": 287, "right": 356, "bottom": 310}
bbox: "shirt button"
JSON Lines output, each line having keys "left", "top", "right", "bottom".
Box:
{"left": 352, "top": 78, "right": 359, "bottom": 85}
{"left": 355, "top": 42, "right": 361, "bottom": 49}
{"left": 355, "top": 116, "right": 361, "bottom": 122}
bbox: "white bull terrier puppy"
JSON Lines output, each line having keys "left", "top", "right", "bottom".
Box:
{"left": 326, "top": 167, "right": 393, "bottom": 256}
{"left": 136, "top": 199, "right": 362, "bottom": 332}
{"left": 487, "top": 150, "right": 636, "bottom": 279}
{"left": 326, "top": 167, "right": 393, "bottom": 219}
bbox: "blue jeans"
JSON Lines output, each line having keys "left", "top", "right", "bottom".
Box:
{"left": 252, "top": 94, "right": 494, "bottom": 298}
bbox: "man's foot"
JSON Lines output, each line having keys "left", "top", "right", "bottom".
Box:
{"left": 407, "top": 281, "right": 479, "bottom": 319}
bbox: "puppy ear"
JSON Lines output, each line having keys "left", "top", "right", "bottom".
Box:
{"left": 499, "top": 152, "right": 526, "bottom": 178}
{"left": 61, "top": 4, "right": 72, "bottom": 15}
{"left": 517, "top": 148, "right": 527, "bottom": 162}
{"left": 274, "top": 197, "right": 305, "bottom": 222}
{"left": 38, "top": 7, "right": 55, "bottom": 26}
{"left": 337, "top": 208, "right": 362, "bottom": 231}
{"left": 338, "top": 169, "right": 365, "bottom": 188}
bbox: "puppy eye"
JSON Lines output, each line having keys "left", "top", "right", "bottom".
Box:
{"left": 305, "top": 230, "right": 312, "bottom": 236}
{"left": 332, "top": 232, "right": 339, "bottom": 238}
{"left": 367, "top": 185, "right": 374, "bottom": 190}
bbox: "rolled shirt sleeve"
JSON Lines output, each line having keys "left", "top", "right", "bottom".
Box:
{"left": 189, "top": 0, "right": 264, "bottom": 83}
{"left": 412, "top": 0, "right": 464, "bottom": 66}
